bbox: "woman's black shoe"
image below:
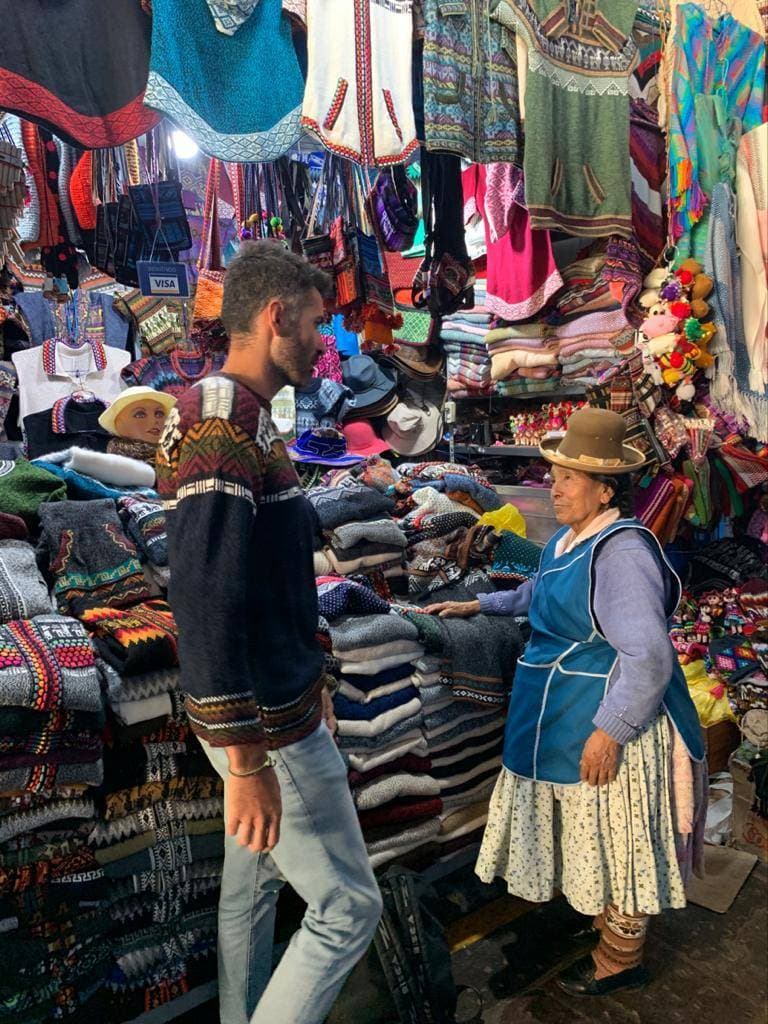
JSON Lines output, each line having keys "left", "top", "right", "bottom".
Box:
{"left": 556, "top": 956, "right": 650, "bottom": 996}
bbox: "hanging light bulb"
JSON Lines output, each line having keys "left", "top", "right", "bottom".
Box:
{"left": 172, "top": 130, "right": 199, "bottom": 160}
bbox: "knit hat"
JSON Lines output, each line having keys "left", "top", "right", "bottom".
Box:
{"left": 0, "top": 458, "right": 66, "bottom": 525}
{"left": 288, "top": 429, "right": 365, "bottom": 467}
{"left": 342, "top": 421, "right": 391, "bottom": 458}
{"left": 0, "top": 511, "right": 28, "bottom": 541}
{"left": 98, "top": 387, "right": 177, "bottom": 437}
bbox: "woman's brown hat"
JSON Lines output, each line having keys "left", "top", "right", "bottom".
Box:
{"left": 539, "top": 407, "right": 646, "bottom": 475}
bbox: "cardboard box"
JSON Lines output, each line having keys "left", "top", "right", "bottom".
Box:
{"left": 704, "top": 720, "right": 741, "bottom": 773}
{"left": 729, "top": 752, "right": 768, "bottom": 863}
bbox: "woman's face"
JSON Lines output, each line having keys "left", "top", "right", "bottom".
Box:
{"left": 550, "top": 465, "right": 613, "bottom": 529}
{"left": 113, "top": 400, "right": 169, "bottom": 443}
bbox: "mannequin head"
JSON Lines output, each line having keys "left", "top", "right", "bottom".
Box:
{"left": 113, "top": 399, "right": 170, "bottom": 442}
{"left": 99, "top": 386, "right": 177, "bottom": 444}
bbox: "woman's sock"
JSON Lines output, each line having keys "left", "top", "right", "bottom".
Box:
{"left": 592, "top": 904, "right": 649, "bottom": 979}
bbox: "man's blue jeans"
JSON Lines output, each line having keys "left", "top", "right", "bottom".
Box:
{"left": 201, "top": 722, "right": 382, "bottom": 1024}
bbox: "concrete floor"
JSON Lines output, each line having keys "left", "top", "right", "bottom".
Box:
{"left": 452, "top": 861, "right": 768, "bottom": 1024}
{"left": 178, "top": 860, "right": 767, "bottom": 1024}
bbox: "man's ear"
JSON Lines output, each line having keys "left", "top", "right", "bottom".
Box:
{"left": 263, "top": 298, "right": 284, "bottom": 335}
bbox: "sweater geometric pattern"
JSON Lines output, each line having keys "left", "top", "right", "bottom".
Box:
{"left": 0, "top": 616, "right": 98, "bottom": 713}
{"left": 157, "top": 374, "right": 324, "bottom": 748}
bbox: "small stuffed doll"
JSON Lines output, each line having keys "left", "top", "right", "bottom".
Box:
{"left": 637, "top": 258, "right": 716, "bottom": 405}
{"left": 98, "top": 386, "right": 177, "bottom": 466}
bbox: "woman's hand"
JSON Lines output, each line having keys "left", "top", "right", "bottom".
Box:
{"left": 421, "top": 600, "right": 482, "bottom": 619}
{"left": 579, "top": 728, "right": 622, "bottom": 786}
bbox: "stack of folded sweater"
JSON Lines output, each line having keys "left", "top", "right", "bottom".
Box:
{"left": 395, "top": 463, "right": 502, "bottom": 597}
{"left": 554, "top": 310, "right": 637, "bottom": 385}
{"left": 0, "top": 444, "right": 222, "bottom": 1021}
{"left": 318, "top": 584, "right": 440, "bottom": 868}
{"left": 441, "top": 297, "right": 494, "bottom": 399}
{"left": 484, "top": 321, "right": 561, "bottom": 397}
{"left": 309, "top": 481, "right": 407, "bottom": 588}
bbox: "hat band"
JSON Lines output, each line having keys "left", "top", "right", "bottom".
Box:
{"left": 556, "top": 447, "right": 622, "bottom": 468}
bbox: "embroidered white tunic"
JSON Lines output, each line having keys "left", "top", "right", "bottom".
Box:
{"left": 287, "top": 0, "right": 419, "bottom": 166}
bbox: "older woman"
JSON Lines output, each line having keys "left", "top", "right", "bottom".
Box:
{"left": 426, "top": 408, "right": 705, "bottom": 997}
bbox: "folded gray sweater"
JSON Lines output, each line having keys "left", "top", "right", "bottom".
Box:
{"left": 331, "top": 519, "right": 407, "bottom": 551}
{"left": 330, "top": 613, "right": 419, "bottom": 653}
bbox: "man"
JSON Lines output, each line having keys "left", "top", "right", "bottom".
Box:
{"left": 156, "top": 241, "right": 382, "bottom": 1024}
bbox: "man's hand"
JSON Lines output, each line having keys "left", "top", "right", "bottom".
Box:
{"left": 421, "top": 599, "right": 482, "bottom": 619}
{"left": 321, "top": 687, "right": 338, "bottom": 737}
{"left": 225, "top": 742, "right": 282, "bottom": 853}
{"left": 579, "top": 728, "right": 621, "bottom": 787}
{"left": 226, "top": 770, "right": 282, "bottom": 853}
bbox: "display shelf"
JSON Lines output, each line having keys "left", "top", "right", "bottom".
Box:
{"left": 452, "top": 385, "right": 587, "bottom": 402}
{"left": 451, "top": 444, "right": 541, "bottom": 457}
{"left": 127, "top": 981, "right": 218, "bottom": 1024}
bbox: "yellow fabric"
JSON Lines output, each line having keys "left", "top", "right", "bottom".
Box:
{"left": 683, "top": 659, "right": 736, "bottom": 728}
{"left": 478, "top": 504, "right": 527, "bottom": 538}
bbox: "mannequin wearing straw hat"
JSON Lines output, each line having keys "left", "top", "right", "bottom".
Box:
{"left": 425, "top": 408, "right": 705, "bottom": 997}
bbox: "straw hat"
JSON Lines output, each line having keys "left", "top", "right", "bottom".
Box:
{"left": 539, "top": 407, "right": 645, "bottom": 474}
{"left": 98, "top": 387, "right": 177, "bottom": 436}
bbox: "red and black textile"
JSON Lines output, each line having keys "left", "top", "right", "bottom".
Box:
{"left": 0, "top": 0, "right": 159, "bottom": 148}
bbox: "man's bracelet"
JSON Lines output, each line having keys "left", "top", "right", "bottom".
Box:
{"left": 228, "top": 755, "right": 274, "bottom": 778}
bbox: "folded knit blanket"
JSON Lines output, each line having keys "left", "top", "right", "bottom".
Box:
{"left": 336, "top": 696, "right": 422, "bottom": 738}
{"left": 37, "top": 499, "right": 151, "bottom": 616}
{"left": 441, "top": 474, "right": 501, "bottom": 512}
{"left": 316, "top": 578, "right": 391, "bottom": 621}
{"left": 0, "top": 615, "right": 101, "bottom": 713}
{"left": 89, "top": 797, "right": 223, "bottom": 847}
{"left": 346, "top": 733, "right": 430, "bottom": 773}
{"left": 35, "top": 446, "right": 156, "bottom": 488}
{"left": 330, "top": 613, "right": 419, "bottom": 653}
{"left": 338, "top": 714, "right": 424, "bottom": 752}
{"left": 0, "top": 540, "right": 52, "bottom": 623}
{"left": 331, "top": 519, "right": 407, "bottom": 551}
{"left": 354, "top": 772, "right": 440, "bottom": 811}
{"left": 117, "top": 496, "right": 168, "bottom": 567}
{"left": 307, "top": 485, "right": 395, "bottom": 530}
{"left": 434, "top": 752, "right": 502, "bottom": 790}
{"left": 441, "top": 763, "right": 499, "bottom": 801}
{"left": 79, "top": 600, "right": 178, "bottom": 675}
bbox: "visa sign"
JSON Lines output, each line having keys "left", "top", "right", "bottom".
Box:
{"left": 137, "top": 260, "right": 190, "bottom": 298}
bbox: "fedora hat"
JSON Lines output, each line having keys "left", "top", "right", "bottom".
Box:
{"left": 341, "top": 355, "right": 397, "bottom": 413}
{"left": 539, "top": 407, "right": 645, "bottom": 474}
{"left": 382, "top": 342, "right": 444, "bottom": 381}
{"left": 382, "top": 392, "right": 443, "bottom": 457}
{"left": 98, "top": 387, "right": 177, "bottom": 436}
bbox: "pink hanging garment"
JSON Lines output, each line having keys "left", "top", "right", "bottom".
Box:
{"left": 462, "top": 165, "right": 563, "bottom": 323}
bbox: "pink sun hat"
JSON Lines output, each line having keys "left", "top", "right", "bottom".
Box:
{"left": 342, "top": 420, "right": 392, "bottom": 458}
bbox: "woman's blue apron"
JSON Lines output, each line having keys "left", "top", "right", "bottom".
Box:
{"left": 502, "top": 518, "right": 704, "bottom": 785}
